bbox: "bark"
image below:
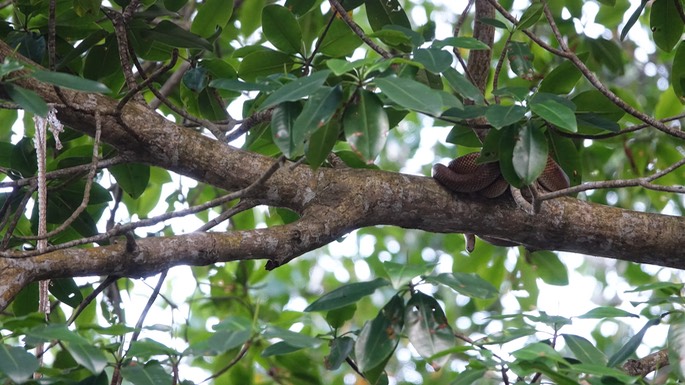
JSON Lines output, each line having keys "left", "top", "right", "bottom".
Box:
{"left": 0, "top": 41, "right": 684, "bottom": 311}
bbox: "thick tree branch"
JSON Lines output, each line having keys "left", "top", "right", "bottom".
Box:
{"left": 1, "top": 41, "right": 684, "bottom": 312}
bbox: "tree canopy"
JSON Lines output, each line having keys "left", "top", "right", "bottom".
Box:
{"left": 0, "top": 0, "right": 684, "bottom": 384}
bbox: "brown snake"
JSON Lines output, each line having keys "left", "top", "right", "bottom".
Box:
{"left": 432, "top": 152, "right": 570, "bottom": 197}
{"left": 432, "top": 152, "right": 570, "bottom": 251}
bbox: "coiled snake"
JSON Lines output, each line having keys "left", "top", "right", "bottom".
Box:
{"left": 432, "top": 152, "right": 570, "bottom": 250}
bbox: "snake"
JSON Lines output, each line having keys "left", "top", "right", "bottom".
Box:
{"left": 432, "top": 152, "right": 570, "bottom": 251}
{"left": 432, "top": 152, "right": 570, "bottom": 198}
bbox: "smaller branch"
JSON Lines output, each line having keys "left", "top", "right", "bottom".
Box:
{"left": 103, "top": 8, "right": 145, "bottom": 104}
{"left": 492, "top": 32, "right": 514, "bottom": 104}
{"left": 0, "top": 185, "right": 36, "bottom": 249}
{"left": 225, "top": 108, "right": 273, "bottom": 142}
{"left": 0, "top": 156, "right": 124, "bottom": 189}
{"left": 196, "top": 199, "right": 258, "bottom": 232}
{"left": 48, "top": 0, "right": 56, "bottom": 70}
{"left": 149, "top": 61, "right": 191, "bottom": 110}
{"left": 128, "top": 270, "right": 168, "bottom": 344}
{"left": 622, "top": 349, "right": 668, "bottom": 377}
{"left": 200, "top": 339, "right": 253, "bottom": 384}
{"left": 303, "top": 11, "right": 337, "bottom": 69}
{"left": 328, "top": 0, "right": 392, "bottom": 59}
{"left": 538, "top": 157, "right": 685, "bottom": 200}
{"left": 117, "top": 50, "right": 179, "bottom": 111}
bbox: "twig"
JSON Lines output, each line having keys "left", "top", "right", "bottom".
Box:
{"left": 225, "top": 108, "right": 273, "bottom": 142}
{"left": 492, "top": 31, "right": 514, "bottom": 104}
{"left": 117, "top": 50, "right": 179, "bottom": 111}
{"left": 196, "top": 199, "right": 258, "bottom": 232}
{"left": 328, "top": 0, "right": 392, "bottom": 59}
{"left": 200, "top": 339, "right": 253, "bottom": 383}
{"left": 0, "top": 185, "right": 36, "bottom": 249}
{"left": 149, "top": 61, "right": 191, "bottom": 110}
{"left": 622, "top": 349, "right": 668, "bottom": 376}
{"left": 0, "top": 156, "right": 124, "bottom": 189}
{"left": 128, "top": 270, "right": 168, "bottom": 344}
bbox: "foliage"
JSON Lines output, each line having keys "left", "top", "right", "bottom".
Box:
{"left": 0, "top": 0, "right": 684, "bottom": 384}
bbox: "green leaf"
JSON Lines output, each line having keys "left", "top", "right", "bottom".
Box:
{"left": 530, "top": 93, "right": 577, "bottom": 132}
{"left": 325, "top": 57, "right": 376, "bottom": 76}
{"left": 572, "top": 90, "right": 624, "bottom": 133}
{"left": 620, "top": 0, "right": 648, "bottom": 40}
{"left": 109, "top": 163, "right": 151, "bottom": 199}
{"left": 318, "top": 18, "right": 363, "bottom": 57}
{"left": 669, "top": 313, "right": 685, "bottom": 381}
{"left": 49, "top": 278, "right": 83, "bottom": 308}
{"left": 0, "top": 344, "right": 39, "bottom": 383}
{"left": 259, "top": 70, "right": 331, "bottom": 111}
{"left": 190, "top": 0, "right": 233, "bottom": 38}
{"left": 570, "top": 363, "right": 637, "bottom": 382}
{"left": 507, "top": 41, "right": 535, "bottom": 80}
{"left": 306, "top": 118, "right": 341, "bottom": 169}
{"left": 587, "top": 37, "right": 625, "bottom": 74}
{"left": 32, "top": 70, "right": 112, "bottom": 94}
{"left": 578, "top": 307, "right": 638, "bottom": 319}
{"left": 263, "top": 327, "right": 321, "bottom": 349}
{"left": 182, "top": 67, "right": 208, "bottom": 92}
{"left": 485, "top": 104, "right": 527, "bottom": 129}
{"left": 325, "top": 336, "right": 355, "bottom": 370}
{"left": 452, "top": 369, "right": 487, "bottom": 385}
{"left": 148, "top": 20, "right": 213, "bottom": 50}
{"left": 375, "top": 76, "right": 442, "bottom": 115}
{"left": 672, "top": 41, "right": 685, "bottom": 101}
{"left": 291, "top": 85, "right": 342, "bottom": 152}
{"left": 304, "top": 278, "right": 390, "bottom": 312}
{"left": 209, "top": 78, "right": 277, "bottom": 92}
{"left": 4, "top": 83, "right": 49, "bottom": 117}
{"left": 28, "top": 324, "right": 90, "bottom": 344}
{"left": 423, "top": 272, "right": 498, "bottom": 299}
{"left": 517, "top": 2, "right": 544, "bottom": 30}
{"left": 383, "top": 261, "right": 436, "bottom": 289}
{"left": 0, "top": 58, "right": 24, "bottom": 78}
{"left": 650, "top": 0, "right": 683, "bottom": 52}
{"left": 538, "top": 53, "right": 588, "bottom": 94}
{"left": 512, "top": 342, "right": 565, "bottom": 363}
{"left": 413, "top": 48, "right": 452, "bottom": 73}
{"left": 127, "top": 339, "right": 179, "bottom": 359}
{"left": 343, "top": 90, "right": 389, "bottom": 163}
{"left": 512, "top": 121, "right": 548, "bottom": 185}
{"left": 443, "top": 68, "right": 484, "bottom": 104}
{"left": 271, "top": 101, "right": 304, "bottom": 158}
{"left": 261, "top": 341, "right": 303, "bottom": 357}
{"left": 480, "top": 17, "right": 509, "bottom": 29}
{"left": 607, "top": 317, "right": 662, "bottom": 367}
{"left": 188, "top": 329, "right": 251, "bottom": 355}
{"left": 365, "top": 0, "right": 411, "bottom": 32}
{"left": 355, "top": 295, "right": 404, "bottom": 372}
{"left": 121, "top": 361, "right": 173, "bottom": 385}
{"left": 492, "top": 86, "right": 530, "bottom": 101}
{"left": 262, "top": 5, "right": 302, "bottom": 54}
{"left": 432, "top": 37, "right": 490, "bottom": 50}
{"left": 238, "top": 50, "right": 295, "bottom": 82}
{"left": 65, "top": 343, "right": 108, "bottom": 374}
{"left": 404, "top": 292, "right": 455, "bottom": 369}
{"left": 325, "top": 304, "right": 357, "bottom": 329}
{"left": 562, "top": 334, "right": 607, "bottom": 365}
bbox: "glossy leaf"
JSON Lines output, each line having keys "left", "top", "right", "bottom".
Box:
{"left": 318, "top": 18, "right": 363, "bottom": 57}
{"left": 304, "top": 278, "right": 390, "bottom": 312}
{"left": 607, "top": 317, "right": 662, "bottom": 367}
{"left": 237, "top": 50, "right": 294, "bottom": 81}
{"left": 587, "top": 37, "right": 624, "bottom": 74}
{"left": 577, "top": 307, "right": 639, "bottom": 319}
{"left": 620, "top": 0, "right": 648, "bottom": 40}
{"left": 182, "top": 67, "right": 209, "bottom": 92}
{"left": 538, "top": 53, "right": 589, "bottom": 94}
{"left": 413, "top": 48, "right": 452, "bottom": 73}
{"left": 49, "top": 278, "right": 83, "bottom": 308}
{"left": 190, "top": 0, "right": 233, "bottom": 38}
{"left": 127, "top": 339, "right": 179, "bottom": 359}
{"left": 512, "top": 122, "right": 548, "bottom": 185}
{"left": 517, "top": 2, "right": 544, "bottom": 30}
{"left": 530, "top": 93, "right": 577, "bottom": 133}
{"left": 432, "top": 37, "right": 490, "bottom": 50}
{"left": 423, "top": 272, "right": 498, "bottom": 299}
{"left": 562, "top": 334, "right": 607, "bottom": 365}
{"left": 507, "top": 41, "right": 535, "bottom": 80}
{"left": 66, "top": 343, "right": 108, "bottom": 374}
{"left": 259, "top": 70, "right": 331, "bottom": 111}
{"left": 343, "top": 90, "right": 389, "bottom": 163}
{"left": 443, "top": 68, "right": 484, "bottom": 104}
{"left": 306, "top": 118, "right": 341, "bottom": 169}
{"left": 365, "top": 0, "right": 411, "bottom": 32}
{"left": 0, "top": 344, "right": 39, "bottom": 383}
{"left": 325, "top": 57, "right": 376, "bottom": 76}
{"left": 262, "top": 5, "right": 302, "bottom": 54}
{"left": 650, "top": 0, "right": 682, "bottom": 52}
{"left": 263, "top": 327, "right": 321, "bottom": 349}
{"left": 271, "top": 101, "right": 304, "bottom": 158}
{"left": 148, "top": 20, "right": 213, "bottom": 50}
{"left": 572, "top": 90, "right": 624, "bottom": 133}
{"left": 325, "top": 304, "right": 357, "bottom": 329}
{"left": 4, "top": 83, "right": 49, "bottom": 117}
{"left": 375, "top": 76, "right": 442, "bottom": 115}
{"left": 292, "top": 85, "right": 342, "bottom": 152}
{"left": 28, "top": 324, "right": 90, "bottom": 344}
{"left": 404, "top": 291, "right": 455, "bottom": 369}
{"left": 121, "top": 361, "right": 173, "bottom": 385}
{"left": 355, "top": 295, "right": 405, "bottom": 372}
{"left": 452, "top": 368, "right": 487, "bottom": 385}
{"left": 383, "top": 261, "right": 436, "bottom": 289}
{"left": 672, "top": 41, "right": 685, "bottom": 100}
{"left": 669, "top": 313, "right": 685, "bottom": 381}
{"left": 109, "top": 163, "right": 151, "bottom": 199}
{"left": 512, "top": 342, "right": 565, "bottom": 363}
{"left": 485, "top": 104, "right": 527, "bottom": 129}
{"left": 325, "top": 336, "right": 355, "bottom": 370}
